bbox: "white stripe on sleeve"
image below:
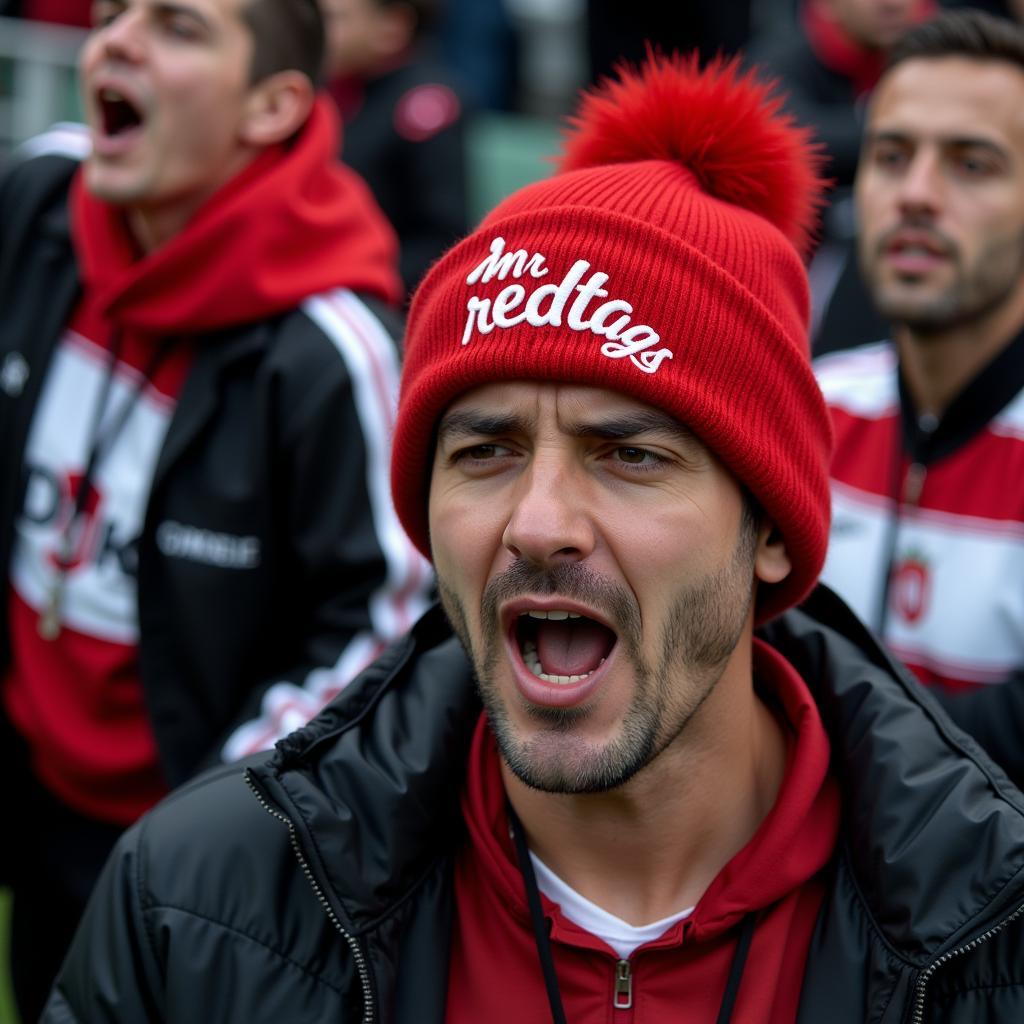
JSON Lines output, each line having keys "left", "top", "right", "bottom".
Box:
{"left": 221, "top": 290, "right": 432, "bottom": 762}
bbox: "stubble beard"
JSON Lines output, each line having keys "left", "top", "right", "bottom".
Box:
{"left": 437, "top": 523, "right": 758, "bottom": 796}
{"left": 863, "top": 228, "right": 1024, "bottom": 336}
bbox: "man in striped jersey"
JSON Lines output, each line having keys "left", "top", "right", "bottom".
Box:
{"left": 816, "top": 9, "right": 1024, "bottom": 786}
{"left": 0, "top": 0, "right": 431, "bottom": 1017}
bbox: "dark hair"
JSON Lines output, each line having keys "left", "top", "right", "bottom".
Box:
{"left": 887, "top": 8, "right": 1024, "bottom": 74}
{"left": 242, "top": 0, "right": 325, "bottom": 86}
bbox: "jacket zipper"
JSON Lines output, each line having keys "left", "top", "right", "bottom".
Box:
{"left": 613, "top": 959, "right": 633, "bottom": 1009}
{"left": 245, "top": 769, "right": 375, "bottom": 1024}
{"left": 909, "top": 899, "right": 1024, "bottom": 1023}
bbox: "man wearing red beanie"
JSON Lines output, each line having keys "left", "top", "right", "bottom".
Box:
{"left": 45, "top": 52, "right": 1024, "bottom": 1023}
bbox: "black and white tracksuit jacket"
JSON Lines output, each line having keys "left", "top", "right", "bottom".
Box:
{"left": 0, "top": 140, "right": 432, "bottom": 790}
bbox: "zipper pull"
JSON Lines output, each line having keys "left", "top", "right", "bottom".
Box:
{"left": 613, "top": 959, "right": 633, "bottom": 1009}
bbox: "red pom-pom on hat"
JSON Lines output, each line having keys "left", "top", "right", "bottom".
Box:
{"left": 560, "top": 50, "right": 827, "bottom": 257}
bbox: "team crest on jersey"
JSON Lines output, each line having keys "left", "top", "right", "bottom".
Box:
{"left": 890, "top": 549, "right": 932, "bottom": 624}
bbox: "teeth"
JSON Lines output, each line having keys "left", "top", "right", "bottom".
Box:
{"left": 99, "top": 87, "right": 124, "bottom": 101}
{"left": 525, "top": 609, "right": 581, "bottom": 620}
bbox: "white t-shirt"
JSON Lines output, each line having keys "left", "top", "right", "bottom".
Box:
{"left": 530, "top": 851, "right": 694, "bottom": 960}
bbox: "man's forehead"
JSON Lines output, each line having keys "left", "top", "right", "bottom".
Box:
{"left": 869, "top": 56, "right": 1024, "bottom": 143}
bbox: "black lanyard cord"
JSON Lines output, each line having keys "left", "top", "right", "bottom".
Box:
{"left": 57, "top": 331, "right": 176, "bottom": 564}
{"left": 509, "top": 805, "right": 757, "bottom": 1024}
{"left": 511, "top": 804, "right": 568, "bottom": 1024}
{"left": 715, "top": 910, "right": 756, "bottom": 1024}
{"left": 38, "top": 331, "right": 177, "bottom": 640}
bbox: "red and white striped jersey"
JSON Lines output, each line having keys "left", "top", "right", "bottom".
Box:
{"left": 815, "top": 340, "right": 1024, "bottom": 692}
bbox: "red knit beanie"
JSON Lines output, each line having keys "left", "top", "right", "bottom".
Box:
{"left": 391, "top": 52, "right": 833, "bottom": 621}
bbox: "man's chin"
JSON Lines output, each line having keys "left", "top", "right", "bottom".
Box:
{"left": 82, "top": 164, "right": 141, "bottom": 206}
{"left": 491, "top": 712, "right": 653, "bottom": 796}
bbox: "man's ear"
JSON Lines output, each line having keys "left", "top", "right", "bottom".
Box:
{"left": 754, "top": 521, "right": 792, "bottom": 586}
{"left": 240, "top": 70, "right": 315, "bottom": 147}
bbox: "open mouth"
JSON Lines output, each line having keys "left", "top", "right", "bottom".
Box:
{"left": 514, "top": 609, "right": 617, "bottom": 685}
{"left": 97, "top": 87, "right": 143, "bottom": 137}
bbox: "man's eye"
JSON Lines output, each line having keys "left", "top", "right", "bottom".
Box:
{"left": 874, "top": 148, "right": 907, "bottom": 170}
{"left": 956, "top": 155, "right": 996, "bottom": 177}
{"left": 612, "top": 447, "right": 665, "bottom": 470}
{"left": 617, "top": 447, "right": 650, "bottom": 464}
{"left": 163, "top": 14, "right": 203, "bottom": 39}
{"left": 453, "top": 443, "right": 512, "bottom": 462}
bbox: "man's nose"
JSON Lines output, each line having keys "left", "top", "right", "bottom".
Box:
{"left": 897, "top": 150, "right": 943, "bottom": 216}
{"left": 502, "top": 453, "right": 596, "bottom": 567}
{"left": 96, "top": 9, "right": 146, "bottom": 63}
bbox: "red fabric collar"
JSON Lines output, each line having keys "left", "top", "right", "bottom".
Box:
{"left": 70, "top": 96, "right": 401, "bottom": 335}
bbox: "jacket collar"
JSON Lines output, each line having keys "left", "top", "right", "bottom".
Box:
{"left": 898, "top": 326, "right": 1024, "bottom": 464}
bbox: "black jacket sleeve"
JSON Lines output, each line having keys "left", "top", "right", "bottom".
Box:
{"left": 931, "top": 671, "right": 1024, "bottom": 791}
{"left": 210, "top": 296, "right": 434, "bottom": 767}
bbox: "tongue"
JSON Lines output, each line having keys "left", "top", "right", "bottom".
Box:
{"left": 535, "top": 619, "right": 614, "bottom": 677}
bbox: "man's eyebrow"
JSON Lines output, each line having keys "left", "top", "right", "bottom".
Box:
{"left": 155, "top": 1, "right": 212, "bottom": 28}
{"left": 436, "top": 409, "right": 699, "bottom": 445}
{"left": 865, "top": 129, "right": 1007, "bottom": 155}
{"left": 863, "top": 129, "right": 910, "bottom": 145}
{"left": 569, "top": 411, "right": 697, "bottom": 444}
{"left": 436, "top": 410, "right": 529, "bottom": 442}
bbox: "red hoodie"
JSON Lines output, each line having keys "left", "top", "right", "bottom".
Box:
{"left": 447, "top": 639, "right": 840, "bottom": 1022}
{"left": 71, "top": 96, "right": 402, "bottom": 330}
{"left": 3, "top": 98, "right": 401, "bottom": 824}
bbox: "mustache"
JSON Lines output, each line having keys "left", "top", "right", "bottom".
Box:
{"left": 480, "top": 559, "right": 640, "bottom": 641}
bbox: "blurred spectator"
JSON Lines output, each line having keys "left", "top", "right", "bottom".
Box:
{"left": 0, "top": 0, "right": 431, "bottom": 1017}
{"left": 751, "top": 1, "right": 934, "bottom": 189}
{"left": 437, "top": 0, "right": 518, "bottom": 111}
{"left": 10, "top": 0, "right": 90, "bottom": 26}
{"left": 813, "top": 0, "right": 1024, "bottom": 352}
{"left": 322, "top": 0, "right": 471, "bottom": 295}
{"left": 816, "top": 9, "right": 1024, "bottom": 786}
{"left": 748, "top": 0, "right": 935, "bottom": 350}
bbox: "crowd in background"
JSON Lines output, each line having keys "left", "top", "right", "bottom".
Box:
{"left": 3, "top": 1, "right": 1024, "bottom": 1021}
{"left": 4, "top": 0, "right": 1024, "bottom": 314}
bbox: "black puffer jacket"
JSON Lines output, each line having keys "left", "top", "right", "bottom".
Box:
{"left": 44, "top": 588, "right": 1024, "bottom": 1022}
